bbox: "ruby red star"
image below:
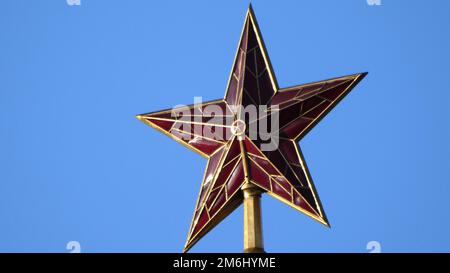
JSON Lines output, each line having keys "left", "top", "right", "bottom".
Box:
{"left": 137, "top": 6, "right": 366, "bottom": 252}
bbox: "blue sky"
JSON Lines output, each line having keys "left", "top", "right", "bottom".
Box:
{"left": 1, "top": 0, "right": 450, "bottom": 252}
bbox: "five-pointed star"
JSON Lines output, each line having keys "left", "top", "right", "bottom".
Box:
{"left": 137, "top": 6, "right": 366, "bottom": 252}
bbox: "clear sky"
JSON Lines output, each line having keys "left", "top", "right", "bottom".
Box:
{"left": 1, "top": 0, "right": 450, "bottom": 253}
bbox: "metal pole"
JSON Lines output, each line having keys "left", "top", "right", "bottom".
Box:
{"left": 242, "top": 182, "right": 265, "bottom": 253}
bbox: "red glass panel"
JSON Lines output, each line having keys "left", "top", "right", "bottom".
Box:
{"left": 272, "top": 175, "right": 292, "bottom": 194}
{"left": 226, "top": 77, "right": 239, "bottom": 107}
{"left": 298, "top": 82, "right": 325, "bottom": 98}
{"left": 249, "top": 161, "right": 271, "bottom": 190}
{"left": 243, "top": 72, "right": 258, "bottom": 105}
{"left": 243, "top": 137, "right": 261, "bottom": 156}
{"left": 257, "top": 70, "right": 274, "bottom": 105}
{"left": 254, "top": 47, "right": 266, "bottom": 76}
{"left": 189, "top": 137, "right": 223, "bottom": 155}
{"left": 301, "top": 96, "right": 324, "bottom": 115}
{"left": 290, "top": 165, "right": 308, "bottom": 187}
{"left": 249, "top": 155, "right": 278, "bottom": 175}
{"left": 192, "top": 209, "right": 209, "bottom": 236}
{"left": 209, "top": 189, "right": 226, "bottom": 216}
{"left": 281, "top": 117, "right": 310, "bottom": 139}
{"left": 245, "top": 50, "right": 256, "bottom": 75}
{"left": 277, "top": 140, "right": 298, "bottom": 163}
{"left": 303, "top": 100, "right": 330, "bottom": 119}
{"left": 270, "top": 89, "right": 300, "bottom": 106}
{"left": 225, "top": 139, "right": 241, "bottom": 161}
{"left": 264, "top": 149, "right": 286, "bottom": 173}
{"left": 293, "top": 189, "right": 318, "bottom": 216}
{"left": 271, "top": 178, "right": 292, "bottom": 201}
{"left": 171, "top": 128, "right": 192, "bottom": 141}
{"left": 277, "top": 103, "right": 302, "bottom": 129}
{"left": 226, "top": 162, "right": 245, "bottom": 196}
{"left": 319, "top": 80, "right": 352, "bottom": 101}
{"left": 206, "top": 188, "right": 220, "bottom": 208}
{"left": 149, "top": 119, "right": 174, "bottom": 131}
{"left": 214, "top": 157, "right": 239, "bottom": 188}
